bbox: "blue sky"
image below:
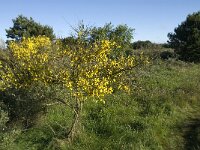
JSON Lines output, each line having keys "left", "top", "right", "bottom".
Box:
{"left": 0, "top": 0, "right": 199, "bottom": 43}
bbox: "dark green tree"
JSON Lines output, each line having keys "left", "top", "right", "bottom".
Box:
{"left": 90, "top": 23, "right": 134, "bottom": 49}
{"left": 6, "top": 15, "right": 55, "bottom": 42}
{"left": 168, "top": 11, "right": 200, "bottom": 62}
{"left": 62, "top": 22, "right": 134, "bottom": 49}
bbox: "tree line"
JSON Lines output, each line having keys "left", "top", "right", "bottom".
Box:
{"left": 4, "top": 11, "right": 200, "bottom": 62}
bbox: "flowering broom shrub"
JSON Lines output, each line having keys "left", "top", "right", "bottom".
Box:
{"left": 0, "top": 36, "right": 58, "bottom": 126}
{"left": 0, "top": 35, "right": 148, "bottom": 140}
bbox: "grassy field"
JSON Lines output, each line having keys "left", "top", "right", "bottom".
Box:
{"left": 1, "top": 56, "right": 200, "bottom": 150}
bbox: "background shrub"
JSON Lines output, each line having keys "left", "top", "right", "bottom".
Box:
{"left": 160, "top": 50, "right": 175, "bottom": 60}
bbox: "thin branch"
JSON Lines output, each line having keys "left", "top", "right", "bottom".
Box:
{"left": 111, "top": 63, "right": 140, "bottom": 77}
{"left": 47, "top": 124, "right": 56, "bottom": 135}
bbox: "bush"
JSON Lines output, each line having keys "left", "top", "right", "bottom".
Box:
{"left": 0, "top": 106, "right": 9, "bottom": 132}
{"left": 0, "top": 84, "right": 48, "bottom": 128}
{"left": 168, "top": 11, "right": 200, "bottom": 62}
{"left": 132, "top": 40, "right": 162, "bottom": 50}
{"left": 160, "top": 51, "right": 175, "bottom": 60}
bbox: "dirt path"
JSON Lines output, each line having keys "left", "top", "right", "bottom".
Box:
{"left": 182, "top": 117, "right": 200, "bottom": 150}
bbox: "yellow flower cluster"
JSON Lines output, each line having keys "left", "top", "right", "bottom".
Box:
{"left": 61, "top": 39, "right": 137, "bottom": 99}
{"left": 0, "top": 36, "right": 54, "bottom": 89}
{"left": 9, "top": 36, "right": 51, "bottom": 61}
{"left": 0, "top": 36, "right": 148, "bottom": 102}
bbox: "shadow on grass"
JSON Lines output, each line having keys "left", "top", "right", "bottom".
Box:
{"left": 182, "top": 117, "right": 200, "bottom": 150}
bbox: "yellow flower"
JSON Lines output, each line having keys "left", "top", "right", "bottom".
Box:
{"left": 1, "top": 36, "right": 148, "bottom": 103}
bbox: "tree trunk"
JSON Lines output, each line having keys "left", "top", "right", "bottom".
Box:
{"left": 67, "top": 98, "right": 82, "bottom": 142}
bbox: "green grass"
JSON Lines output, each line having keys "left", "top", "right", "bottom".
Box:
{"left": 1, "top": 58, "right": 200, "bottom": 150}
